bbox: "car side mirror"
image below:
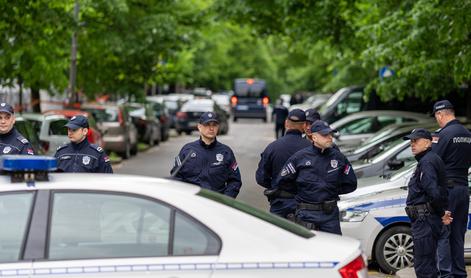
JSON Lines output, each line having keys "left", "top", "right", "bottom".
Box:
{"left": 387, "top": 159, "right": 404, "bottom": 170}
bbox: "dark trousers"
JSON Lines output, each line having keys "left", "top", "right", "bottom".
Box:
{"left": 275, "top": 123, "right": 285, "bottom": 139}
{"left": 296, "top": 206, "right": 341, "bottom": 235}
{"left": 437, "top": 185, "right": 469, "bottom": 278}
{"left": 412, "top": 214, "right": 442, "bottom": 278}
{"left": 269, "top": 198, "right": 296, "bottom": 219}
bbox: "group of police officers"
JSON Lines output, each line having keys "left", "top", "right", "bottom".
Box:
{"left": 0, "top": 102, "right": 113, "bottom": 173}
{"left": 172, "top": 99, "right": 471, "bottom": 278}
{"left": 2, "top": 97, "right": 471, "bottom": 277}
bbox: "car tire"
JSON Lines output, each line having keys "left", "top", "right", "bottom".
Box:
{"left": 185, "top": 130, "right": 192, "bottom": 135}
{"left": 177, "top": 129, "right": 182, "bottom": 135}
{"left": 262, "top": 117, "right": 267, "bottom": 123}
{"left": 374, "top": 225, "right": 413, "bottom": 274}
{"left": 162, "top": 129, "right": 169, "bottom": 141}
{"left": 233, "top": 117, "right": 237, "bottom": 122}
{"left": 131, "top": 143, "right": 138, "bottom": 156}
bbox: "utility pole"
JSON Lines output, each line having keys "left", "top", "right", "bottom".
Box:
{"left": 68, "top": 0, "right": 79, "bottom": 104}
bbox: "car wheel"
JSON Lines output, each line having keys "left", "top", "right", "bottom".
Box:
{"left": 131, "top": 143, "right": 138, "bottom": 156}
{"left": 185, "top": 130, "right": 192, "bottom": 135}
{"left": 233, "top": 117, "right": 237, "bottom": 122}
{"left": 374, "top": 225, "right": 413, "bottom": 274}
{"left": 262, "top": 117, "right": 267, "bottom": 123}
{"left": 177, "top": 129, "right": 182, "bottom": 135}
{"left": 162, "top": 128, "right": 169, "bottom": 141}
{"left": 120, "top": 142, "right": 131, "bottom": 159}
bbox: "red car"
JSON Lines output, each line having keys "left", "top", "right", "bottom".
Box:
{"left": 43, "top": 110, "right": 105, "bottom": 147}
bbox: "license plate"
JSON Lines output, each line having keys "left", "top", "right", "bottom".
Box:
{"left": 237, "top": 105, "right": 248, "bottom": 110}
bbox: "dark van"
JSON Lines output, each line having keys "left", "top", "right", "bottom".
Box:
{"left": 231, "top": 78, "right": 269, "bottom": 122}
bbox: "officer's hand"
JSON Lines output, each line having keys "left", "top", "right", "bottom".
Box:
{"left": 442, "top": 211, "right": 453, "bottom": 225}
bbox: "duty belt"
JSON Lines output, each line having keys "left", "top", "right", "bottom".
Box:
{"left": 297, "top": 200, "right": 337, "bottom": 212}
{"left": 405, "top": 203, "right": 433, "bottom": 220}
{"left": 446, "top": 179, "right": 466, "bottom": 188}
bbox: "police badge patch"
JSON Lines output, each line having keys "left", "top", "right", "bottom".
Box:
{"left": 305, "top": 160, "right": 311, "bottom": 166}
{"left": 82, "top": 156, "right": 91, "bottom": 165}
{"left": 216, "top": 153, "right": 224, "bottom": 162}
{"left": 3, "top": 146, "right": 11, "bottom": 154}
{"left": 330, "top": 159, "right": 338, "bottom": 168}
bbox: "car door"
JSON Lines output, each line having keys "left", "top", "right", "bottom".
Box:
{"left": 31, "top": 191, "right": 218, "bottom": 278}
{"left": 0, "top": 191, "right": 35, "bottom": 275}
{"left": 43, "top": 118, "right": 69, "bottom": 155}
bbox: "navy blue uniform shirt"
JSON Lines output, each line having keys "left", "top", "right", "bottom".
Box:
{"left": 432, "top": 119, "right": 471, "bottom": 185}
{"left": 54, "top": 139, "right": 113, "bottom": 173}
{"left": 272, "top": 105, "right": 289, "bottom": 125}
{"left": 0, "top": 127, "right": 35, "bottom": 155}
{"left": 407, "top": 148, "right": 448, "bottom": 216}
{"left": 275, "top": 145, "right": 357, "bottom": 203}
{"left": 256, "top": 129, "right": 311, "bottom": 188}
{"left": 171, "top": 138, "right": 242, "bottom": 198}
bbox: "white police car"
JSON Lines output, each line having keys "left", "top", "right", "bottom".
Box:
{"left": 0, "top": 156, "right": 367, "bottom": 278}
{"left": 339, "top": 171, "right": 471, "bottom": 273}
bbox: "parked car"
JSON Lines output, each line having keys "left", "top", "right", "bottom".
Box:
{"left": 0, "top": 156, "right": 367, "bottom": 278}
{"left": 126, "top": 103, "right": 162, "bottom": 146}
{"left": 345, "top": 122, "right": 438, "bottom": 162}
{"left": 145, "top": 100, "right": 171, "bottom": 141}
{"left": 21, "top": 113, "right": 69, "bottom": 155}
{"left": 211, "top": 93, "right": 232, "bottom": 116}
{"left": 331, "top": 111, "right": 433, "bottom": 152}
{"left": 289, "top": 94, "right": 331, "bottom": 112}
{"left": 81, "top": 104, "right": 138, "bottom": 159}
{"left": 339, "top": 170, "right": 471, "bottom": 273}
{"left": 176, "top": 99, "right": 229, "bottom": 135}
{"left": 147, "top": 94, "right": 193, "bottom": 129}
{"left": 43, "top": 110, "right": 104, "bottom": 148}
{"left": 14, "top": 116, "right": 45, "bottom": 155}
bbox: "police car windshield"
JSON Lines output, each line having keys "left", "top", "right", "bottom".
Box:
{"left": 197, "top": 189, "right": 314, "bottom": 239}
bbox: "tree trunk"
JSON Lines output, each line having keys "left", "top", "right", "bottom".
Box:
{"left": 31, "top": 87, "right": 41, "bottom": 113}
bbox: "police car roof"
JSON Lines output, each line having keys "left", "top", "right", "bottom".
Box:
{"left": 0, "top": 173, "right": 201, "bottom": 195}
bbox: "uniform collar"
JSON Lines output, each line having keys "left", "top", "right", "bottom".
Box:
{"left": 71, "top": 138, "right": 90, "bottom": 150}
{"left": 199, "top": 137, "right": 217, "bottom": 149}
{"left": 312, "top": 144, "right": 331, "bottom": 155}
{"left": 285, "top": 129, "right": 303, "bottom": 136}
{"left": 443, "top": 119, "right": 460, "bottom": 129}
{"left": 414, "top": 147, "right": 431, "bottom": 162}
{"left": 0, "top": 127, "right": 15, "bottom": 138}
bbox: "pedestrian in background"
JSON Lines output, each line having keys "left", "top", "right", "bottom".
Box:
{"left": 432, "top": 100, "right": 471, "bottom": 278}
{"left": 0, "top": 102, "right": 35, "bottom": 155}
{"left": 55, "top": 115, "right": 113, "bottom": 173}
{"left": 272, "top": 98, "right": 289, "bottom": 138}
{"left": 171, "top": 112, "right": 242, "bottom": 198}
{"left": 274, "top": 120, "right": 357, "bottom": 234}
{"left": 403, "top": 128, "right": 451, "bottom": 278}
{"left": 256, "top": 108, "right": 310, "bottom": 218}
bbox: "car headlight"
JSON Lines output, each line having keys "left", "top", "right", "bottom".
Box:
{"left": 340, "top": 210, "right": 369, "bottom": 222}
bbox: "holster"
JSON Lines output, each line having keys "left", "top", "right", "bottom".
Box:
{"left": 263, "top": 188, "right": 295, "bottom": 202}
{"left": 295, "top": 217, "right": 317, "bottom": 230}
{"left": 405, "top": 203, "right": 432, "bottom": 221}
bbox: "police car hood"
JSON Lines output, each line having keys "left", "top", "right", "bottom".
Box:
{"left": 339, "top": 187, "right": 407, "bottom": 212}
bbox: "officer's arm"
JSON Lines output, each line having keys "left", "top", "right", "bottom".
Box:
{"left": 20, "top": 142, "right": 35, "bottom": 155}
{"left": 421, "top": 162, "right": 447, "bottom": 216}
{"left": 98, "top": 152, "right": 113, "bottom": 173}
{"left": 431, "top": 132, "right": 449, "bottom": 158}
{"left": 224, "top": 151, "right": 242, "bottom": 198}
{"left": 170, "top": 147, "right": 192, "bottom": 181}
{"left": 273, "top": 158, "right": 298, "bottom": 192}
{"left": 255, "top": 151, "right": 272, "bottom": 188}
{"left": 338, "top": 159, "right": 357, "bottom": 194}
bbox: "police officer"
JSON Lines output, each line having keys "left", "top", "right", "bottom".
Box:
{"left": 403, "top": 128, "right": 451, "bottom": 278}
{"left": 54, "top": 115, "right": 113, "bottom": 173}
{"left": 0, "top": 102, "right": 35, "bottom": 155}
{"left": 256, "top": 108, "right": 311, "bottom": 218}
{"left": 274, "top": 120, "right": 357, "bottom": 234}
{"left": 304, "top": 108, "right": 321, "bottom": 138}
{"left": 272, "top": 98, "right": 289, "bottom": 138}
{"left": 431, "top": 100, "right": 471, "bottom": 278}
{"left": 171, "top": 112, "right": 242, "bottom": 198}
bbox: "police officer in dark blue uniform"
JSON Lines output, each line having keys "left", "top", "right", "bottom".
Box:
{"left": 432, "top": 100, "right": 471, "bottom": 278}
{"left": 54, "top": 115, "right": 113, "bottom": 173}
{"left": 274, "top": 120, "right": 357, "bottom": 234}
{"left": 304, "top": 108, "right": 321, "bottom": 138}
{"left": 0, "top": 102, "right": 35, "bottom": 155}
{"left": 272, "top": 99, "right": 289, "bottom": 138}
{"left": 403, "top": 128, "right": 451, "bottom": 278}
{"left": 171, "top": 112, "right": 242, "bottom": 198}
{"left": 256, "top": 109, "right": 311, "bottom": 218}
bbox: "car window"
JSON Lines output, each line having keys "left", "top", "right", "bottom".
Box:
{"left": 49, "top": 119, "right": 68, "bottom": 136}
{"left": 28, "top": 119, "right": 42, "bottom": 137}
{"left": 377, "top": 116, "right": 399, "bottom": 128}
{"left": 173, "top": 212, "right": 220, "bottom": 256}
{"left": 48, "top": 192, "right": 220, "bottom": 260}
{"left": 339, "top": 117, "right": 376, "bottom": 135}
{"left": 0, "top": 192, "right": 34, "bottom": 263}
{"left": 49, "top": 192, "right": 172, "bottom": 260}
{"left": 197, "top": 189, "right": 314, "bottom": 239}
{"left": 394, "top": 146, "right": 414, "bottom": 164}
{"left": 104, "top": 108, "right": 120, "bottom": 122}
{"left": 336, "top": 91, "right": 362, "bottom": 116}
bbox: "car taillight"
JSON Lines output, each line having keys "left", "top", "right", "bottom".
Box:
{"left": 176, "top": 112, "right": 187, "bottom": 119}
{"left": 230, "top": 96, "right": 238, "bottom": 106}
{"left": 338, "top": 255, "right": 367, "bottom": 278}
{"left": 262, "top": 96, "right": 269, "bottom": 106}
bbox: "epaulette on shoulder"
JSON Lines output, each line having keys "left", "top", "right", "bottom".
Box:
{"left": 89, "top": 144, "right": 104, "bottom": 153}
{"left": 17, "top": 136, "right": 29, "bottom": 145}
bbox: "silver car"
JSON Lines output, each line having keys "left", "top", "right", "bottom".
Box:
{"left": 21, "top": 113, "right": 69, "bottom": 155}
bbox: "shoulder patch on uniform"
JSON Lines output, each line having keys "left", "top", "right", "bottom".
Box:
{"left": 89, "top": 144, "right": 104, "bottom": 153}
{"left": 17, "top": 136, "right": 29, "bottom": 144}
{"left": 56, "top": 144, "right": 68, "bottom": 151}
